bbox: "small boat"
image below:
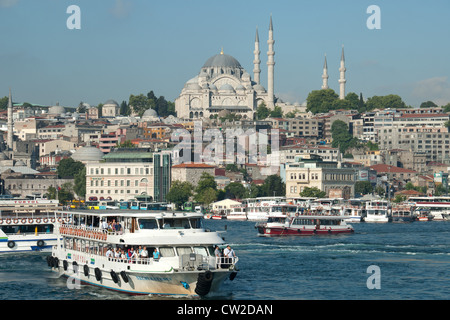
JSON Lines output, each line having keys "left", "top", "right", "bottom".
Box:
{"left": 226, "top": 205, "right": 247, "bottom": 221}
{"left": 256, "top": 213, "right": 354, "bottom": 236}
{"left": 364, "top": 200, "right": 391, "bottom": 223}
{"left": 48, "top": 209, "right": 239, "bottom": 297}
{"left": 414, "top": 208, "right": 434, "bottom": 221}
{"left": 0, "top": 198, "right": 63, "bottom": 253}
{"left": 390, "top": 203, "right": 415, "bottom": 223}
{"left": 342, "top": 199, "right": 365, "bottom": 223}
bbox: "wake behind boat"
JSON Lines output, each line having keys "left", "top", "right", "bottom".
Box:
{"left": 48, "top": 209, "right": 239, "bottom": 297}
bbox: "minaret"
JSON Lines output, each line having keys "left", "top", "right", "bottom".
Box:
{"left": 339, "top": 45, "right": 346, "bottom": 100}
{"left": 253, "top": 27, "right": 261, "bottom": 85}
{"left": 7, "top": 88, "right": 13, "bottom": 150}
{"left": 267, "top": 15, "right": 275, "bottom": 108}
{"left": 322, "top": 54, "right": 329, "bottom": 90}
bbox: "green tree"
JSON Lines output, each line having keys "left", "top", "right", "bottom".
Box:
{"left": 196, "top": 187, "right": 217, "bottom": 205}
{"left": 299, "top": 187, "right": 326, "bottom": 198}
{"left": 195, "top": 172, "right": 217, "bottom": 194}
{"left": 116, "top": 140, "right": 134, "bottom": 148}
{"left": 0, "top": 96, "right": 8, "bottom": 110}
{"left": 119, "top": 100, "right": 131, "bottom": 116}
{"left": 74, "top": 167, "right": 86, "bottom": 198}
{"left": 355, "top": 181, "right": 373, "bottom": 195}
{"left": 260, "top": 175, "right": 285, "bottom": 197}
{"left": 331, "top": 120, "right": 359, "bottom": 153}
{"left": 57, "top": 158, "right": 85, "bottom": 178}
{"left": 129, "top": 94, "right": 150, "bottom": 116}
{"left": 166, "top": 180, "right": 194, "bottom": 209}
{"left": 420, "top": 101, "right": 438, "bottom": 108}
{"left": 256, "top": 102, "right": 270, "bottom": 120}
{"left": 269, "top": 106, "right": 283, "bottom": 118}
{"left": 306, "top": 89, "right": 339, "bottom": 114}
{"left": 224, "top": 182, "right": 246, "bottom": 199}
{"left": 365, "top": 94, "right": 406, "bottom": 110}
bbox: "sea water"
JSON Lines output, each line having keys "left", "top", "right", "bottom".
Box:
{"left": 0, "top": 220, "right": 448, "bottom": 300}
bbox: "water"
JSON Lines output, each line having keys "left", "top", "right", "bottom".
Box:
{"left": 0, "top": 221, "right": 449, "bottom": 300}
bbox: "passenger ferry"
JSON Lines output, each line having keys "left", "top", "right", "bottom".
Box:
{"left": 309, "top": 198, "right": 345, "bottom": 215}
{"left": 48, "top": 210, "right": 239, "bottom": 297}
{"left": 407, "top": 196, "right": 450, "bottom": 221}
{"left": 342, "top": 199, "right": 365, "bottom": 222}
{"left": 226, "top": 204, "right": 247, "bottom": 221}
{"left": 0, "top": 198, "right": 63, "bottom": 253}
{"left": 243, "top": 196, "right": 287, "bottom": 221}
{"left": 390, "top": 203, "right": 415, "bottom": 223}
{"left": 364, "top": 200, "right": 391, "bottom": 223}
{"left": 256, "top": 212, "right": 354, "bottom": 236}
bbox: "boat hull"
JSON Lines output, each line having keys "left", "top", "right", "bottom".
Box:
{"left": 50, "top": 262, "right": 234, "bottom": 297}
{"left": 257, "top": 226, "right": 354, "bottom": 236}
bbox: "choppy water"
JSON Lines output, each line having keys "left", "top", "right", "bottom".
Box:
{"left": 0, "top": 220, "right": 449, "bottom": 300}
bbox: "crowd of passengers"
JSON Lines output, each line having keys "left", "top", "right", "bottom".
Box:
{"left": 105, "top": 245, "right": 159, "bottom": 263}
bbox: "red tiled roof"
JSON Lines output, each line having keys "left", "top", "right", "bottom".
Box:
{"left": 369, "top": 164, "right": 417, "bottom": 174}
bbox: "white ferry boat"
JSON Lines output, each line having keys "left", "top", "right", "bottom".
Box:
{"left": 243, "top": 196, "right": 286, "bottom": 221}
{"left": 226, "top": 204, "right": 247, "bottom": 221}
{"left": 364, "top": 200, "right": 391, "bottom": 223}
{"left": 0, "top": 198, "right": 63, "bottom": 253}
{"left": 256, "top": 212, "right": 354, "bottom": 236}
{"left": 309, "top": 198, "right": 345, "bottom": 215}
{"left": 407, "top": 196, "right": 450, "bottom": 221}
{"left": 48, "top": 210, "right": 239, "bottom": 297}
{"left": 342, "top": 199, "right": 365, "bottom": 222}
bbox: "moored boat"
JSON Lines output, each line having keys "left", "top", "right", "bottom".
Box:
{"left": 0, "top": 198, "right": 63, "bottom": 253}
{"left": 48, "top": 209, "right": 239, "bottom": 297}
{"left": 256, "top": 212, "right": 354, "bottom": 236}
{"left": 390, "top": 203, "right": 415, "bottom": 223}
{"left": 226, "top": 205, "right": 247, "bottom": 221}
{"left": 364, "top": 200, "right": 391, "bottom": 223}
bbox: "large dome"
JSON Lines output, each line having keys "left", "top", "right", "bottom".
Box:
{"left": 71, "top": 146, "right": 104, "bottom": 162}
{"left": 202, "top": 53, "right": 242, "bottom": 69}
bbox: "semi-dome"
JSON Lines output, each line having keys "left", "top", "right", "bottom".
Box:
{"left": 219, "top": 83, "right": 235, "bottom": 93}
{"left": 143, "top": 108, "right": 158, "bottom": 118}
{"left": 71, "top": 146, "right": 104, "bottom": 162}
{"left": 202, "top": 53, "right": 242, "bottom": 69}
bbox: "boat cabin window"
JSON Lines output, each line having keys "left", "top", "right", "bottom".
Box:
{"left": 1, "top": 224, "right": 53, "bottom": 234}
{"left": 267, "top": 217, "right": 284, "bottom": 223}
{"left": 138, "top": 218, "right": 158, "bottom": 229}
{"left": 176, "top": 246, "right": 192, "bottom": 256}
{"left": 189, "top": 218, "right": 203, "bottom": 229}
{"left": 161, "top": 218, "right": 190, "bottom": 229}
{"left": 159, "top": 247, "right": 175, "bottom": 257}
{"left": 194, "top": 246, "right": 208, "bottom": 256}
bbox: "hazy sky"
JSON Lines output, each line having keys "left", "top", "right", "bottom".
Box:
{"left": 1, "top": 0, "right": 450, "bottom": 108}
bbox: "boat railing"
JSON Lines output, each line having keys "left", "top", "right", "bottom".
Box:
{"left": 215, "top": 256, "right": 239, "bottom": 270}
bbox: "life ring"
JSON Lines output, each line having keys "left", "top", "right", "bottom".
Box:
{"left": 0, "top": 219, "right": 3, "bottom": 224}
{"left": 7, "top": 241, "right": 15, "bottom": 249}
{"left": 58, "top": 217, "right": 62, "bottom": 223}
{"left": 50, "top": 218, "right": 56, "bottom": 223}
{"left": 43, "top": 218, "right": 48, "bottom": 223}
{"left": 21, "top": 218, "right": 27, "bottom": 224}
{"left": 37, "top": 240, "right": 45, "bottom": 248}
{"left": 28, "top": 218, "right": 33, "bottom": 223}
{"left": 110, "top": 270, "right": 119, "bottom": 284}
{"left": 13, "top": 219, "right": 18, "bottom": 224}
{"left": 35, "top": 218, "right": 41, "bottom": 223}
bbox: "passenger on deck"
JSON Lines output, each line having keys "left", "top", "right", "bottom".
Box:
{"left": 153, "top": 248, "right": 160, "bottom": 261}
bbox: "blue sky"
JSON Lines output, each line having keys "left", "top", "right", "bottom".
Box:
{"left": 1, "top": 0, "right": 450, "bottom": 108}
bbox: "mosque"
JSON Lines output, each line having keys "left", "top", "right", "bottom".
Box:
{"left": 175, "top": 16, "right": 347, "bottom": 120}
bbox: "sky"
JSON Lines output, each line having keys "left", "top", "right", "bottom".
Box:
{"left": 1, "top": 0, "right": 450, "bottom": 108}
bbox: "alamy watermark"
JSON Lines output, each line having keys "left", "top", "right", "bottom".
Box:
{"left": 366, "top": 265, "right": 381, "bottom": 289}
{"left": 170, "top": 121, "right": 280, "bottom": 175}
{"left": 66, "top": 5, "right": 81, "bottom": 30}
{"left": 367, "top": 5, "right": 381, "bottom": 30}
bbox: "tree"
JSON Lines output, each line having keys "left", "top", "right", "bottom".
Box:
{"left": 196, "top": 187, "right": 217, "bottom": 205}
{"left": 269, "top": 106, "right": 283, "bottom": 118}
{"left": 260, "top": 175, "right": 285, "bottom": 197}
{"left": 256, "top": 102, "right": 270, "bottom": 120}
{"left": 224, "top": 182, "right": 246, "bottom": 199}
{"left": 74, "top": 167, "right": 86, "bottom": 198}
{"left": 306, "top": 89, "right": 339, "bottom": 114}
{"left": 119, "top": 100, "right": 131, "bottom": 116}
{"left": 299, "top": 187, "right": 326, "bottom": 198}
{"left": 420, "top": 101, "right": 438, "bottom": 109}
{"left": 331, "top": 120, "right": 359, "bottom": 153}
{"left": 195, "top": 173, "right": 218, "bottom": 203}
{"left": 355, "top": 181, "right": 373, "bottom": 195}
{"left": 57, "top": 158, "right": 85, "bottom": 178}
{"left": 0, "top": 96, "right": 8, "bottom": 110}
{"left": 365, "top": 94, "right": 406, "bottom": 110}
{"left": 116, "top": 140, "right": 134, "bottom": 148}
{"left": 166, "top": 180, "right": 193, "bottom": 209}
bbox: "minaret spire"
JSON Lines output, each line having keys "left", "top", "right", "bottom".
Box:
{"left": 7, "top": 88, "right": 14, "bottom": 150}
{"left": 322, "top": 54, "right": 329, "bottom": 90}
{"left": 253, "top": 26, "right": 261, "bottom": 85}
{"left": 339, "top": 45, "right": 346, "bottom": 100}
{"left": 267, "top": 14, "right": 275, "bottom": 108}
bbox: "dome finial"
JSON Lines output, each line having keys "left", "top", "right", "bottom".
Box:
{"left": 220, "top": 47, "right": 224, "bottom": 55}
